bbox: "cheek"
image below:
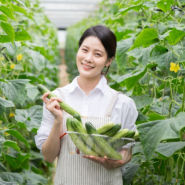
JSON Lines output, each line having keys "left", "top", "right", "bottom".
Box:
{"left": 76, "top": 50, "right": 85, "bottom": 62}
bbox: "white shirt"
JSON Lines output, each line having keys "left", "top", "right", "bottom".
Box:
{"left": 35, "top": 75, "right": 138, "bottom": 151}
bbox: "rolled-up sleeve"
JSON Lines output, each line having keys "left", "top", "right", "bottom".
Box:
{"left": 35, "top": 102, "right": 55, "bottom": 151}
{"left": 34, "top": 89, "right": 60, "bottom": 151}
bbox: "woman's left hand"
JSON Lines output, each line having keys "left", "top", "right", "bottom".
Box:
{"left": 82, "top": 148, "right": 132, "bottom": 170}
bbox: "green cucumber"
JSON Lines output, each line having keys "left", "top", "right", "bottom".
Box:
{"left": 103, "top": 124, "right": 121, "bottom": 137}
{"left": 37, "top": 84, "right": 80, "bottom": 117}
{"left": 71, "top": 118, "right": 106, "bottom": 157}
{"left": 133, "top": 131, "right": 139, "bottom": 140}
{"left": 110, "top": 130, "right": 135, "bottom": 151}
{"left": 85, "top": 122, "right": 122, "bottom": 160}
{"left": 97, "top": 121, "right": 114, "bottom": 135}
{"left": 124, "top": 130, "right": 135, "bottom": 138}
{"left": 110, "top": 138, "right": 133, "bottom": 151}
{"left": 66, "top": 118, "right": 98, "bottom": 156}
{"left": 73, "top": 114, "right": 82, "bottom": 122}
{"left": 107, "top": 129, "right": 129, "bottom": 144}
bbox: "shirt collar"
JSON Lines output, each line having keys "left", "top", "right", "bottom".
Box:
{"left": 68, "top": 75, "right": 107, "bottom": 95}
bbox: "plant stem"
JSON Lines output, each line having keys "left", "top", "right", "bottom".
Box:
{"left": 181, "top": 78, "right": 185, "bottom": 112}
{"left": 169, "top": 81, "right": 173, "bottom": 118}
{"left": 148, "top": 72, "right": 166, "bottom": 82}
{"left": 3, "top": 113, "right": 9, "bottom": 123}
{"left": 152, "top": 71, "right": 156, "bottom": 101}
{"left": 148, "top": 168, "right": 159, "bottom": 185}
{"left": 141, "top": 7, "right": 153, "bottom": 21}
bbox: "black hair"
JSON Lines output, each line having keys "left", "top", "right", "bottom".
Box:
{"left": 78, "top": 25, "right": 117, "bottom": 75}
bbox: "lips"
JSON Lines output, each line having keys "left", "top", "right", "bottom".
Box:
{"left": 82, "top": 63, "right": 94, "bottom": 69}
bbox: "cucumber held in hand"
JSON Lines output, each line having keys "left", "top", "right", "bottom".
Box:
{"left": 37, "top": 84, "right": 81, "bottom": 118}
{"left": 66, "top": 118, "right": 98, "bottom": 156}
{"left": 85, "top": 122, "right": 122, "bottom": 160}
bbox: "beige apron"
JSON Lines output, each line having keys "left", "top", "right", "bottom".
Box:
{"left": 54, "top": 90, "right": 123, "bottom": 185}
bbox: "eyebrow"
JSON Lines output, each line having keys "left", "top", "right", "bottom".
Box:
{"left": 82, "top": 45, "right": 104, "bottom": 53}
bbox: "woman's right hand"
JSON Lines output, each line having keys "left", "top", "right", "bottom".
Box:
{"left": 42, "top": 92, "right": 63, "bottom": 121}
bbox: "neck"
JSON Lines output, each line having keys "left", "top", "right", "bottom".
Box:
{"left": 77, "top": 75, "right": 102, "bottom": 95}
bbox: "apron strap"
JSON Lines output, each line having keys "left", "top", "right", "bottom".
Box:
{"left": 104, "top": 91, "right": 123, "bottom": 117}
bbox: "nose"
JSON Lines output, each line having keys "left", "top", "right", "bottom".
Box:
{"left": 84, "top": 52, "right": 93, "bottom": 62}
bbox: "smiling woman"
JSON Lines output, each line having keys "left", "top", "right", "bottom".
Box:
{"left": 35, "top": 25, "right": 138, "bottom": 185}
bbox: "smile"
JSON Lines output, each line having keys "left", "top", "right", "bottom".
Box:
{"left": 82, "top": 63, "right": 94, "bottom": 69}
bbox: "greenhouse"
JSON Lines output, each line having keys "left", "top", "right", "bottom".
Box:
{"left": 0, "top": 0, "right": 185, "bottom": 184}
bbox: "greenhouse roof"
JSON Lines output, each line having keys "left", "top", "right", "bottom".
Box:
{"left": 40, "top": 0, "right": 103, "bottom": 30}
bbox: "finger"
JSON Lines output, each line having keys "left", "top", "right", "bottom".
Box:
{"left": 41, "top": 92, "right": 50, "bottom": 104}
{"left": 48, "top": 97, "right": 63, "bottom": 105}
{"left": 83, "top": 155, "right": 104, "bottom": 164}
{"left": 47, "top": 100, "right": 61, "bottom": 110}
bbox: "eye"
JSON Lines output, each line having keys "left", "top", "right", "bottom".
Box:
{"left": 82, "top": 48, "right": 87, "bottom": 52}
{"left": 95, "top": 53, "right": 101, "bottom": 57}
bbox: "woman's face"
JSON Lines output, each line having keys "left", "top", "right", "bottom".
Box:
{"left": 76, "top": 36, "right": 112, "bottom": 79}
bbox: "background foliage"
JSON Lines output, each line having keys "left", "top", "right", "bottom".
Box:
{"left": 0, "top": 0, "right": 61, "bottom": 184}
{"left": 65, "top": 0, "right": 185, "bottom": 184}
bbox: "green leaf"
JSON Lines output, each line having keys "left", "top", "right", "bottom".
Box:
{"left": 132, "top": 142, "right": 144, "bottom": 155}
{"left": 26, "top": 83, "right": 39, "bottom": 100}
{"left": 129, "top": 28, "right": 158, "bottom": 51}
{"left": 147, "top": 112, "right": 165, "bottom": 121}
{"left": 0, "top": 140, "right": 20, "bottom": 151}
{"left": 24, "top": 41, "right": 47, "bottom": 58}
{"left": 116, "top": 62, "right": 157, "bottom": 90}
{"left": 22, "top": 170, "right": 48, "bottom": 184}
{"left": 0, "top": 21, "right": 15, "bottom": 42}
{"left": 137, "top": 112, "right": 185, "bottom": 160}
{"left": 0, "top": 29, "right": 31, "bottom": 43}
{"left": 0, "top": 5, "right": 16, "bottom": 20}
{"left": 127, "top": 45, "right": 155, "bottom": 66}
{"left": 165, "top": 28, "right": 185, "bottom": 45}
{"left": 0, "top": 79, "right": 30, "bottom": 105}
{"left": 2, "top": 43, "right": 17, "bottom": 58}
{"left": 136, "top": 112, "right": 149, "bottom": 124}
{"left": 14, "top": 64, "right": 23, "bottom": 70}
{"left": 0, "top": 178, "right": 18, "bottom": 185}
{"left": 157, "top": 0, "right": 174, "bottom": 12}
{"left": 122, "top": 163, "right": 140, "bottom": 185}
{"left": 0, "top": 97, "right": 15, "bottom": 116}
{"left": 0, "top": 162, "right": 7, "bottom": 172}
{"left": 115, "top": 4, "right": 142, "bottom": 17}
{"left": 116, "top": 38, "right": 133, "bottom": 69}
{"left": 15, "top": 105, "right": 43, "bottom": 132}
{"left": 0, "top": 14, "right": 7, "bottom": 21}
{"left": 0, "top": 172, "right": 24, "bottom": 184}
{"left": 13, "top": 0, "right": 26, "bottom": 7}
{"left": 132, "top": 95, "right": 153, "bottom": 109}
{"left": 5, "top": 152, "right": 30, "bottom": 170}
{"left": 3, "top": 130, "right": 30, "bottom": 149}
{"left": 149, "top": 45, "right": 178, "bottom": 70}
{"left": 28, "top": 50, "right": 45, "bottom": 71}
{"left": 0, "top": 78, "right": 8, "bottom": 83}
{"left": 156, "top": 142, "right": 185, "bottom": 159}
{"left": 11, "top": 4, "right": 27, "bottom": 14}
{"left": 15, "top": 29, "right": 31, "bottom": 41}
{"left": 0, "top": 35, "right": 11, "bottom": 43}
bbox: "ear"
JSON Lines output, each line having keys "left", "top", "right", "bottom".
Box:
{"left": 105, "top": 57, "right": 114, "bottom": 67}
